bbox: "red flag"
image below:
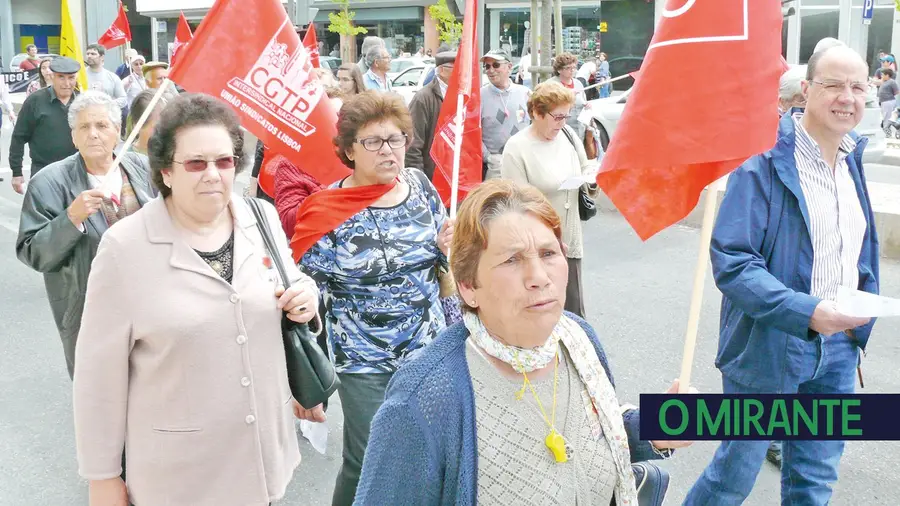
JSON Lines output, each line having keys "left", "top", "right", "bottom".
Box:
{"left": 302, "top": 24, "right": 320, "bottom": 69}
{"left": 596, "top": 1, "right": 783, "bottom": 240}
{"left": 169, "top": 0, "right": 349, "bottom": 188}
{"left": 97, "top": 1, "right": 131, "bottom": 50}
{"left": 171, "top": 13, "right": 193, "bottom": 71}
{"left": 429, "top": 0, "right": 482, "bottom": 209}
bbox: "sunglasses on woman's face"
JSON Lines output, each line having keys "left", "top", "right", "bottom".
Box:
{"left": 173, "top": 156, "right": 240, "bottom": 172}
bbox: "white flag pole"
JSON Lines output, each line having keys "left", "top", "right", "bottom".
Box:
{"left": 677, "top": 179, "right": 720, "bottom": 392}
{"left": 582, "top": 73, "right": 633, "bottom": 92}
{"left": 449, "top": 92, "right": 465, "bottom": 220}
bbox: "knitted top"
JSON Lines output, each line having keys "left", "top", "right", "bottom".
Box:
{"left": 272, "top": 155, "right": 324, "bottom": 237}
{"left": 354, "top": 312, "right": 661, "bottom": 506}
{"left": 465, "top": 342, "right": 617, "bottom": 505}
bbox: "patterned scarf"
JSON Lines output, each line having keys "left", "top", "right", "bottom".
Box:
{"left": 464, "top": 312, "right": 639, "bottom": 506}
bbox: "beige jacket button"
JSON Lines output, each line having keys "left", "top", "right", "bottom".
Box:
{"left": 245, "top": 414, "right": 256, "bottom": 424}
{"left": 241, "top": 377, "right": 251, "bottom": 387}
{"left": 236, "top": 335, "right": 247, "bottom": 345}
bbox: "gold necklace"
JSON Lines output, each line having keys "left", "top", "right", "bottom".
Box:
{"left": 514, "top": 348, "right": 572, "bottom": 463}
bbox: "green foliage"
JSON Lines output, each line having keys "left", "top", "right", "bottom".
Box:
{"left": 428, "top": 0, "right": 462, "bottom": 46}
{"left": 328, "top": 0, "right": 368, "bottom": 37}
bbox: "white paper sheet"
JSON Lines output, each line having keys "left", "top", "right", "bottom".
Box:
{"left": 558, "top": 162, "right": 600, "bottom": 190}
{"left": 299, "top": 419, "right": 329, "bottom": 455}
{"left": 576, "top": 108, "right": 593, "bottom": 125}
{"left": 836, "top": 286, "right": 900, "bottom": 318}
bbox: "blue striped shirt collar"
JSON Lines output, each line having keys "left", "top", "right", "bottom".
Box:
{"left": 791, "top": 112, "right": 857, "bottom": 162}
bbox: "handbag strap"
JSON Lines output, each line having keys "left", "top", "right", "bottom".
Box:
{"left": 245, "top": 197, "right": 290, "bottom": 288}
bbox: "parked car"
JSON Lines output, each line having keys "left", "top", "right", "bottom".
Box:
{"left": 9, "top": 53, "right": 58, "bottom": 72}
{"left": 606, "top": 56, "right": 643, "bottom": 91}
{"left": 391, "top": 64, "right": 433, "bottom": 105}
{"left": 586, "top": 87, "right": 885, "bottom": 164}
{"left": 388, "top": 57, "right": 434, "bottom": 81}
{"left": 319, "top": 56, "right": 342, "bottom": 76}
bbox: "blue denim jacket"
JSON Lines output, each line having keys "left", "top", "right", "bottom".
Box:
{"left": 710, "top": 113, "right": 880, "bottom": 391}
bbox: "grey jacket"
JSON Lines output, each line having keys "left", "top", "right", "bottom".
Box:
{"left": 16, "top": 152, "right": 153, "bottom": 378}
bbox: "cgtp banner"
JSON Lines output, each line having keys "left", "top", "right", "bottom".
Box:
{"left": 2, "top": 70, "right": 38, "bottom": 93}
{"left": 169, "top": 0, "right": 348, "bottom": 186}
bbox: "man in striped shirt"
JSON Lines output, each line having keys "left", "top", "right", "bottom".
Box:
{"left": 685, "top": 45, "right": 880, "bottom": 505}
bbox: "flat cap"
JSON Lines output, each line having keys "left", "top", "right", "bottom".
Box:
{"left": 49, "top": 56, "right": 81, "bottom": 74}
{"left": 481, "top": 48, "right": 511, "bottom": 62}
{"left": 435, "top": 51, "right": 457, "bottom": 67}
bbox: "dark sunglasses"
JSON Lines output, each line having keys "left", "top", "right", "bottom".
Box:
{"left": 173, "top": 156, "right": 240, "bottom": 172}
{"left": 483, "top": 62, "right": 506, "bottom": 70}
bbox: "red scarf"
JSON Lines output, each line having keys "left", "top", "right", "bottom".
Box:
{"left": 290, "top": 178, "right": 397, "bottom": 262}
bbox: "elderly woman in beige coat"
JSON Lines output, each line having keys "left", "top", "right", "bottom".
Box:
{"left": 73, "top": 93, "right": 322, "bottom": 506}
{"left": 502, "top": 81, "right": 598, "bottom": 318}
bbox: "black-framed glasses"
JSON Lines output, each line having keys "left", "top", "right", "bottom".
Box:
{"left": 483, "top": 62, "right": 505, "bottom": 70}
{"left": 356, "top": 134, "right": 409, "bottom": 152}
{"left": 173, "top": 155, "right": 240, "bottom": 172}
{"left": 549, "top": 113, "right": 570, "bottom": 122}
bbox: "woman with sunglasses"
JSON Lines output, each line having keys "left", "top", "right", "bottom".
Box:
{"left": 501, "top": 81, "right": 597, "bottom": 318}
{"left": 295, "top": 91, "right": 453, "bottom": 506}
{"left": 73, "top": 93, "right": 320, "bottom": 506}
{"left": 549, "top": 52, "right": 589, "bottom": 144}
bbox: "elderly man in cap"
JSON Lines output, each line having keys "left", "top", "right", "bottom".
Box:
{"left": 17, "top": 90, "right": 153, "bottom": 379}
{"left": 8, "top": 56, "right": 82, "bottom": 194}
{"left": 480, "top": 48, "right": 531, "bottom": 180}
{"left": 406, "top": 51, "right": 456, "bottom": 178}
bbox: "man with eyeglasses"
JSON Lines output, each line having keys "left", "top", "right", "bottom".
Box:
{"left": 406, "top": 51, "right": 456, "bottom": 178}
{"left": 362, "top": 46, "right": 393, "bottom": 92}
{"left": 685, "top": 45, "right": 879, "bottom": 506}
{"left": 480, "top": 48, "right": 531, "bottom": 180}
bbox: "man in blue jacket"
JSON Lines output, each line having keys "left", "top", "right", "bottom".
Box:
{"left": 684, "top": 45, "right": 879, "bottom": 505}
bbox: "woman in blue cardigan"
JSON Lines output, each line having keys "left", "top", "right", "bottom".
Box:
{"left": 355, "top": 180, "right": 691, "bottom": 505}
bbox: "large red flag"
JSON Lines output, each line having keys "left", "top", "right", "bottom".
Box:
{"left": 596, "top": 1, "right": 783, "bottom": 240}
{"left": 97, "top": 1, "right": 131, "bottom": 50}
{"left": 169, "top": 0, "right": 349, "bottom": 187}
{"left": 170, "top": 13, "right": 193, "bottom": 71}
{"left": 302, "top": 24, "right": 320, "bottom": 69}
{"left": 429, "top": 0, "right": 482, "bottom": 209}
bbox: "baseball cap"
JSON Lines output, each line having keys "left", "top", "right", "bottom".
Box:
{"left": 481, "top": 49, "right": 511, "bottom": 63}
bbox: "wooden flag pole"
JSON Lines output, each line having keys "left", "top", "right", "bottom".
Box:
{"left": 677, "top": 179, "right": 720, "bottom": 393}
{"left": 102, "top": 78, "right": 173, "bottom": 196}
{"left": 449, "top": 93, "right": 465, "bottom": 220}
{"left": 582, "top": 73, "right": 632, "bottom": 92}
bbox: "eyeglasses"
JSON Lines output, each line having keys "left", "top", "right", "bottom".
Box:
{"left": 356, "top": 134, "right": 409, "bottom": 152}
{"left": 549, "top": 113, "right": 570, "bottom": 122}
{"left": 338, "top": 77, "right": 355, "bottom": 83}
{"left": 561, "top": 65, "right": 576, "bottom": 71}
{"left": 483, "top": 62, "right": 506, "bottom": 70}
{"left": 810, "top": 79, "right": 869, "bottom": 97}
{"left": 173, "top": 156, "right": 240, "bottom": 172}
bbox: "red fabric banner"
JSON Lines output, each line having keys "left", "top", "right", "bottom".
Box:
{"left": 97, "top": 1, "right": 132, "bottom": 50}
{"left": 302, "top": 24, "right": 320, "bottom": 69}
{"left": 429, "top": 0, "right": 483, "bottom": 209}
{"left": 170, "top": 13, "right": 193, "bottom": 72}
{"left": 169, "top": 0, "right": 349, "bottom": 187}
{"left": 596, "top": 1, "right": 784, "bottom": 240}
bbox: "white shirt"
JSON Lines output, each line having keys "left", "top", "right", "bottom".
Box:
{"left": 0, "top": 80, "right": 13, "bottom": 115}
{"left": 576, "top": 61, "right": 597, "bottom": 82}
{"left": 792, "top": 115, "right": 867, "bottom": 301}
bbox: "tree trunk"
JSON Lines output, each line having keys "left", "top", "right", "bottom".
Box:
{"left": 539, "top": 0, "right": 553, "bottom": 84}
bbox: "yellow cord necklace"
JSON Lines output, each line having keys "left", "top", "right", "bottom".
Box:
{"left": 514, "top": 347, "right": 572, "bottom": 463}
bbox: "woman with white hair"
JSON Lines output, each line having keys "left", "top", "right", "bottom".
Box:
{"left": 778, "top": 65, "right": 807, "bottom": 116}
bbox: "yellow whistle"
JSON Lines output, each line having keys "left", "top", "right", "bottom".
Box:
{"left": 545, "top": 431, "right": 569, "bottom": 463}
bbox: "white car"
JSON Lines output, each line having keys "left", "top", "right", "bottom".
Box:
{"left": 391, "top": 64, "right": 433, "bottom": 105}
{"left": 9, "top": 53, "right": 57, "bottom": 72}
{"left": 388, "top": 57, "right": 434, "bottom": 81}
{"left": 586, "top": 88, "right": 886, "bottom": 164}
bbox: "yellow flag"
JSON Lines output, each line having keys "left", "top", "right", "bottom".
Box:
{"left": 60, "top": 0, "right": 87, "bottom": 91}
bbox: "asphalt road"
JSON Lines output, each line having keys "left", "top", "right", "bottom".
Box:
{"left": 0, "top": 123, "right": 899, "bottom": 504}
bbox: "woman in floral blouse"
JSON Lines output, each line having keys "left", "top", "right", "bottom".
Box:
{"left": 299, "top": 91, "right": 453, "bottom": 506}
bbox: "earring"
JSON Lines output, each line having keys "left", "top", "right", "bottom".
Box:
{"left": 469, "top": 299, "right": 477, "bottom": 307}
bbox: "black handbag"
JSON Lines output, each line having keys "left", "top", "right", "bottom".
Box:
{"left": 609, "top": 462, "right": 670, "bottom": 506}
{"left": 246, "top": 198, "right": 340, "bottom": 409}
{"left": 560, "top": 126, "right": 598, "bottom": 221}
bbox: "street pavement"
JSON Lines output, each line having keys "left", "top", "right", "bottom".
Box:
{"left": 1, "top": 127, "right": 900, "bottom": 504}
